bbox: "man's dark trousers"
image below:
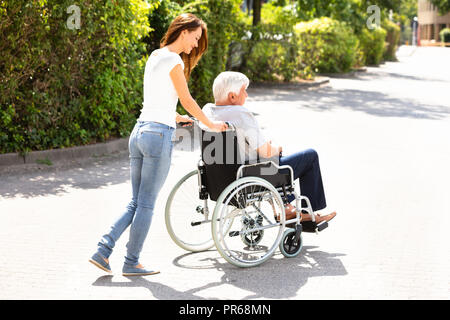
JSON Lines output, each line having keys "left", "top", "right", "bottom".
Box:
{"left": 279, "top": 148, "right": 327, "bottom": 211}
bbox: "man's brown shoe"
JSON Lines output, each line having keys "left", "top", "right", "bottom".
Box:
{"left": 301, "top": 211, "right": 336, "bottom": 223}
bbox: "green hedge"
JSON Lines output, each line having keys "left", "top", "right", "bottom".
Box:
{"left": 440, "top": 28, "right": 450, "bottom": 43}
{"left": 294, "top": 17, "right": 359, "bottom": 76}
{"left": 383, "top": 19, "right": 401, "bottom": 61}
{"left": 236, "top": 3, "right": 302, "bottom": 82}
{"left": 145, "top": 0, "right": 182, "bottom": 53}
{"left": 0, "top": 0, "right": 152, "bottom": 154}
{"left": 358, "top": 26, "right": 387, "bottom": 66}
{"left": 242, "top": 34, "right": 301, "bottom": 82}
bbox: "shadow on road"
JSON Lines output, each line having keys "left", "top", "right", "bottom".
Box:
{"left": 91, "top": 246, "right": 347, "bottom": 299}
{"left": 354, "top": 69, "right": 450, "bottom": 83}
{"left": 248, "top": 86, "right": 449, "bottom": 121}
{"left": 0, "top": 152, "right": 131, "bottom": 199}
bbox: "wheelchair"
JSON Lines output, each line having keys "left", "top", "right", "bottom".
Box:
{"left": 165, "top": 121, "right": 329, "bottom": 268}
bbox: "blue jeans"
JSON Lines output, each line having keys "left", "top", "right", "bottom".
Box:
{"left": 279, "top": 148, "right": 327, "bottom": 212}
{"left": 96, "top": 121, "right": 175, "bottom": 266}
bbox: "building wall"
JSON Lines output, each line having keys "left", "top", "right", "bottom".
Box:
{"left": 418, "top": 0, "right": 450, "bottom": 41}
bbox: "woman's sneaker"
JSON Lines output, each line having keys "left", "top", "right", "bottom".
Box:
{"left": 89, "top": 252, "right": 112, "bottom": 274}
{"left": 122, "top": 263, "right": 160, "bottom": 276}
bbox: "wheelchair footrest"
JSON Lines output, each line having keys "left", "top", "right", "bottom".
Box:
{"left": 301, "top": 221, "right": 316, "bottom": 233}
{"left": 301, "top": 220, "right": 329, "bottom": 233}
{"left": 317, "top": 221, "right": 328, "bottom": 232}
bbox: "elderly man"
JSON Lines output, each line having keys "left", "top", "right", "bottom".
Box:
{"left": 202, "top": 71, "right": 336, "bottom": 223}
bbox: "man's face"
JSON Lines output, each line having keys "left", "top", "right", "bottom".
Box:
{"left": 233, "top": 84, "right": 248, "bottom": 106}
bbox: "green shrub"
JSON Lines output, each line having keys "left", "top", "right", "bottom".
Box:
{"left": 260, "top": 1, "right": 298, "bottom": 31}
{"left": 440, "top": 28, "right": 450, "bottom": 44}
{"left": 0, "top": 0, "right": 152, "bottom": 154}
{"left": 242, "top": 31, "right": 302, "bottom": 82}
{"left": 358, "top": 26, "right": 387, "bottom": 66}
{"left": 294, "top": 0, "right": 367, "bottom": 35}
{"left": 234, "top": 2, "right": 303, "bottom": 82}
{"left": 294, "top": 17, "right": 359, "bottom": 76}
{"left": 383, "top": 19, "right": 401, "bottom": 61}
{"left": 145, "top": 0, "right": 182, "bottom": 53}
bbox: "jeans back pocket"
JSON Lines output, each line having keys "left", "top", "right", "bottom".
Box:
{"left": 139, "top": 130, "right": 164, "bottom": 158}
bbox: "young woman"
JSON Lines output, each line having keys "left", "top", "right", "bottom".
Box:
{"left": 89, "top": 13, "right": 227, "bottom": 276}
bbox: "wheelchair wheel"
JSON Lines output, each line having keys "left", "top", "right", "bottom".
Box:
{"left": 212, "top": 176, "right": 286, "bottom": 268}
{"left": 279, "top": 228, "right": 303, "bottom": 258}
{"left": 165, "top": 170, "right": 215, "bottom": 252}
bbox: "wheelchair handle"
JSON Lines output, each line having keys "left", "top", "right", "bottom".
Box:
{"left": 178, "top": 117, "right": 235, "bottom": 131}
{"left": 224, "top": 121, "right": 236, "bottom": 131}
{"left": 178, "top": 116, "right": 196, "bottom": 127}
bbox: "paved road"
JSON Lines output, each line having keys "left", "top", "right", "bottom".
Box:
{"left": 1, "top": 46, "right": 449, "bottom": 300}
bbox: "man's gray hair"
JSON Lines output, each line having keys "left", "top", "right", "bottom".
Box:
{"left": 213, "top": 71, "right": 249, "bottom": 102}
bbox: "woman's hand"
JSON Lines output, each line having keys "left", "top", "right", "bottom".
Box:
{"left": 209, "top": 121, "right": 228, "bottom": 132}
{"left": 176, "top": 113, "right": 194, "bottom": 127}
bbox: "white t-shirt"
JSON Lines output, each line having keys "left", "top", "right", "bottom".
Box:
{"left": 202, "top": 103, "right": 268, "bottom": 162}
{"left": 139, "top": 47, "right": 184, "bottom": 128}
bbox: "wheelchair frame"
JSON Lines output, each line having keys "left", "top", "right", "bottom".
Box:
{"left": 165, "top": 122, "right": 325, "bottom": 268}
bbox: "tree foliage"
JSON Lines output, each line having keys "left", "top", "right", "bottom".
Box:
{"left": 430, "top": 0, "right": 450, "bottom": 14}
{"left": 0, "top": 0, "right": 153, "bottom": 154}
{"left": 294, "top": 17, "right": 360, "bottom": 74}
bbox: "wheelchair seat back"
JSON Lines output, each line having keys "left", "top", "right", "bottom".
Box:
{"left": 200, "top": 129, "right": 242, "bottom": 202}
{"left": 200, "top": 128, "right": 293, "bottom": 203}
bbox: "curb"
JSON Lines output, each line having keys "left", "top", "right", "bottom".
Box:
{"left": 318, "top": 67, "right": 367, "bottom": 78}
{"left": 0, "top": 138, "right": 129, "bottom": 168}
{"left": 250, "top": 76, "right": 330, "bottom": 89}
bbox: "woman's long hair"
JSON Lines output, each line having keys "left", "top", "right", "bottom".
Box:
{"left": 160, "top": 13, "right": 208, "bottom": 80}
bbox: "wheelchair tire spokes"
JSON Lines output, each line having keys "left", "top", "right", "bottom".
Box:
{"left": 212, "top": 177, "right": 286, "bottom": 268}
{"left": 279, "top": 228, "right": 303, "bottom": 258}
{"left": 252, "top": 202, "right": 277, "bottom": 226}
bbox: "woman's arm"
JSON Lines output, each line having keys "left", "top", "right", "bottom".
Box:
{"left": 170, "top": 65, "right": 227, "bottom": 131}
{"left": 175, "top": 112, "right": 193, "bottom": 123}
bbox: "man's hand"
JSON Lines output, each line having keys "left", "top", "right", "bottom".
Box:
{"left": 269, "top": 141, "right": 282, "bottom": 155}
{"left": 257, "top": 141, "right": 282, "bottom": 158}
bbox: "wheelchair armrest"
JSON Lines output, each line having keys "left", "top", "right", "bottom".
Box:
{"left": 236, "top": 161, "right": 294, "bottom": 190}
